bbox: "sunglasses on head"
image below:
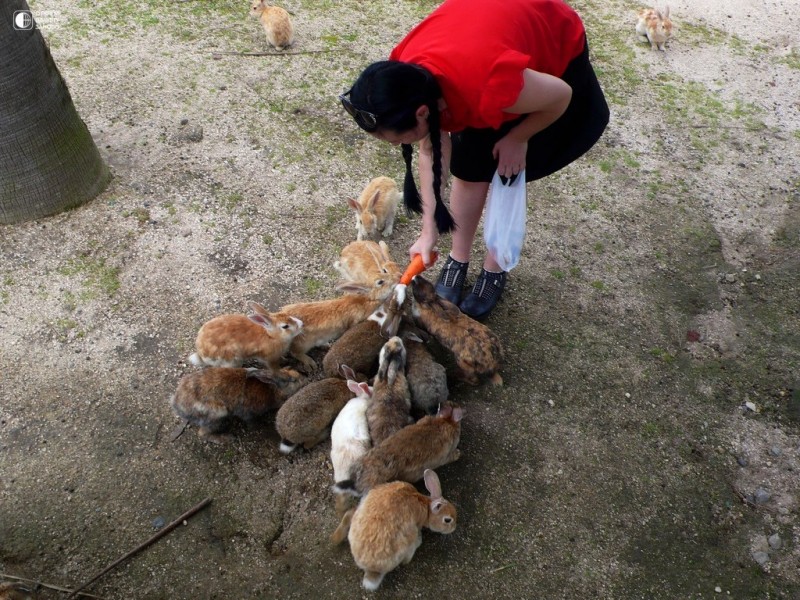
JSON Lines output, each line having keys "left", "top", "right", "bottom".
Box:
{"left": 339, "top": 89, "right": 379, "bottom": 132}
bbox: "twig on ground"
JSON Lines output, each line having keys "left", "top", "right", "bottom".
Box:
{"left": 489, "top": 563, "right": 515, "bottom": 574}
{"left": 170, "top": 418, "right": 189, "bottom": 441}
{"left": 731, "top": 484, "right": 757, "bottom": 509}
{"left": 0, "top": 573, "right": 104, "bottom": 598}
{"left": 212, "top": 49, "right": 337, "bottom": 59}
{"left": 65, "top": 498, "right": 213, "bottom": 599}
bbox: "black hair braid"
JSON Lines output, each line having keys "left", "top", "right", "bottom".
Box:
{"left": 401, "top": 143, "right": 422, "bottom": 215}
{"left": 427, "top": 105, "right": 456, "bottom": 233}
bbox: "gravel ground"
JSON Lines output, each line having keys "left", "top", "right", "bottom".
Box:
{"left": 1, "top": 0, "right": 799, "bottom": 598}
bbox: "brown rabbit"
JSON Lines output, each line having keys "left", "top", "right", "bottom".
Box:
{"left": 322, "top": 285, "right": 406, "bottom": 379}
{"left": 333, "top": 240, "right": 402, "bottom": 291}
{"left": 347, "top": 176, "right": 401, "bottom": 241}
{"left": 249, "top": 0, "right": 294, "bottom": 51}
{"left": 334, "top": 403, "right": 463, "bottom": 496}
{"left": 171, "top": 366, "right": 307, "bottom": 443}
{"left": 410, "top": 275, "right": 503, "bottom": 386}
{"left": 275, "top": 365, "right": 359, "bottom": 453}
{"left": 189, "top": 304, "right": 303, "bottom": 369}
{"left": 400, "top": 326, "right": 449, "bottom": 415}
{"left": 0, "top": 583, "right": 35, "bottom": 600}
{"left": 366, "top": 336, "right": 413, "bottom": 445}
{"left": 636, "top": 6, "right": 672, "bottom": 51}
{"left": 259, "top": 289, "right": 380, "bottom": 371}
{"left": 331, "top": 469, "right": 456, "bottom": 591}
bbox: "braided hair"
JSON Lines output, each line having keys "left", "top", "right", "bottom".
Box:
{"left": 348, "top": 61, "right": 456, "bottom": 234}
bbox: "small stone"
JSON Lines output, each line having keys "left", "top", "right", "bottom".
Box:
{"left": 624, "top": 392, "right": 631, "bottom": 399}
{"left": 725, "top": 273, "right": 737, "bottom": 283}
{"left": 753, "top": 488, "right": 771, "bottom": 504}
{"left": 152, "top": 516, "right": 166, "bottom": 529}
{"left": 768, "top": 533, "right": 782, "bottom": 550}
{"left": 744, "top": 401, "right": 757, "bottom": 412}
{"left": 181, "top": 228, "right": 192, "bottom": 237}
{"left": 180, "top": 118, "right": 189, "bottom": 125}
{"left": 769, "top": 446, "right": 782, "bottom": 457}
{"left": 752, "top": 550, "right": 769, "bottom": 566}
{"left": 714, "top": 586, "right": 722, "bottom": 593}
{"left": 736, "top": 456, "right": 748, "bottom": 467}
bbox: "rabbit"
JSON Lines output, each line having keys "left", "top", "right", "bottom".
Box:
{"left": 333, "top": 240, "right": 402, "bottom": 291}
{"left": 274, "top": 364, "right": 359, "bottom": 453}
{"left": 0, "top": 583, "right": 35, "bottom": 600}
{"left": 189, "top": 303, "right": 303, "bottom": 370}
{"left": 331, "top": 469, "right": 456, "bottom": 591}
{"left": 366, "top": 335, "right": 413, "bottom": 445}
{"left": 400, "top": 326, "right": 449, "bottom": 415}
{"left": 636, "top": 6, "right": 672, "bottom": 51}
{"left": 322, "top": 284, "right": 407, "bottom": 379}
{"left": 330, "top": 380, "right": 373, "bottom": 514}
{"left": 251, "top": 290, "right": 381, "bottom": 372}
{"left": 249, "top": 0, "right": 294, "bottom": 51}
{"left": 409, "top": 275, "right": 504, "bottom": 386}
{"left": 170, "top": 366, "right": 307, "bottom": 443}
{"left": 334, "top": 403, "right": 463, "bottom": 497}
{"left": 347, "top": 176, "right": 401, "bottom": 241}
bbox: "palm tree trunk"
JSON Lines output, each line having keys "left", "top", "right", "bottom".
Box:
{"left": 0, "top": 0, "right": 111, "bottom": 224}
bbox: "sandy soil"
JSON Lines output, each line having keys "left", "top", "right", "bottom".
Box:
{"left": 1, "top": 0, "right": 799, "bottom": 598}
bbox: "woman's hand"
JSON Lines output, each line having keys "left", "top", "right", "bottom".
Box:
{"left": 492, "top": 68, "right": 573, "bottom": 179}
{"left": 409, "top": 228, "right": 439, "bottom": 267}
{"left": 492, "top": 136, "right": 528, "bottom": 179}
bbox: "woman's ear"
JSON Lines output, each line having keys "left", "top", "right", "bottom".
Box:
{"left": 415, "top": 105, "right": 430, "bottom": 121}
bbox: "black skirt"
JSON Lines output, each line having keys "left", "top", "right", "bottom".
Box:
{"left": 450, "top": 38, "right": 610, "bottom": 183}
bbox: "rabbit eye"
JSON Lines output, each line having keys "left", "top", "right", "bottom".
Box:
{"left": 281, "top": 324, "right": 290, "bottom": 329}
{"left": 375, "top": 279, "right": 385, "bottom": 286}
{"left": 443, "top": 517, "right": 453, "bottom": 524}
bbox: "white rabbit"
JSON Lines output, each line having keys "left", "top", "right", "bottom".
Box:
{"left": 330, "top": 380, "right": 373, "bottom": 514}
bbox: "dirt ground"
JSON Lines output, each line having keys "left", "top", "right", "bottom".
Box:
{"left": 1, "top": 0, "right": 799, "bottom": 598}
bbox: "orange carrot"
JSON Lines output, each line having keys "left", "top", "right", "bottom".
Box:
{"left": 400, "top": 252, "right": 438, "bottom": 285}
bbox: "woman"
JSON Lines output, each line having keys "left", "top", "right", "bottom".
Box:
{"left": 339, "top": 0, "right": 609, "bottom": 320}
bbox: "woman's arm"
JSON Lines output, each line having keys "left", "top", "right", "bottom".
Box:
{"left": 493, "top": 68, "right": 573, "bottom": 178}
{"left": 409, "top": 131, "right": 451, "bottom": 265}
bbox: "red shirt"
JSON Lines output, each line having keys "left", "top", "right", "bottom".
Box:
{"left": 390, "top": 0, "right": 586, "bottom": 131}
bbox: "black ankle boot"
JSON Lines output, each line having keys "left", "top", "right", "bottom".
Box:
{"left": 459, "top": 268, "right": 507, "bottom": 320}
{"left": 434, "top": 256, "right": 469, "bottom": 305}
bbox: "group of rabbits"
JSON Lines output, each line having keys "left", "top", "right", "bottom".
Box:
{"left": 249, "top": 2, "right": 675, "bottom": 55}
{"left": 170, "top": 176, "right": 504, "bottom": 590}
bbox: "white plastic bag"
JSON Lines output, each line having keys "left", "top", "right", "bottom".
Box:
{"left": 483, "top": 169, "right": 527, "bottom": 271}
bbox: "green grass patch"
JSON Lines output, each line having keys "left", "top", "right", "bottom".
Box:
{"left": 57, "top": 255, "right": 121, "bottom": 299}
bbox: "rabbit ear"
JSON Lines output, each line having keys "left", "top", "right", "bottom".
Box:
{"left": 358, "top": 382, "right": 373, "bottom": 398}
{"left": 248, "top": 370, "right": 275, "bottom": 384}
{"left": 247, "top": 300, "right": 270, "bottom": 316}
{"left": 663, "top": 5, "right": 670, "bottom": 17}
{"left": 452, "top": 406, "right": 465, "bottom": 422}
{"left": 378, "top": 240, "right": 392, "bottom": 262}
{"left": 339, "top": 364, "right": 356, "bottom": 380}
{"left": 437, "top": 403, "right": 453, "bottom": 418}
{"left": 336, "top": 282, "right": 371, "bottom": 294}
{"left": 347, "top": 198, "right": 360, "bottom": 212}
{"left": 248, "top": 313, "right": 275, "bottom": 331}
{"left": 367, "top": 189, "right": 381, "bottom": 211}
{"left": 423, "top": 469, "right": 442, "bottom": 499}
{"left": 347, "top": 379, "right": 362, "bottom": 395}
{"left": 404, "top": 331, "right": 424, "bottom": 343}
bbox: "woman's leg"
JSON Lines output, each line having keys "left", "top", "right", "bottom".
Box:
{"left": 448, "top": 178, "right": 490, "bottom": 263}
